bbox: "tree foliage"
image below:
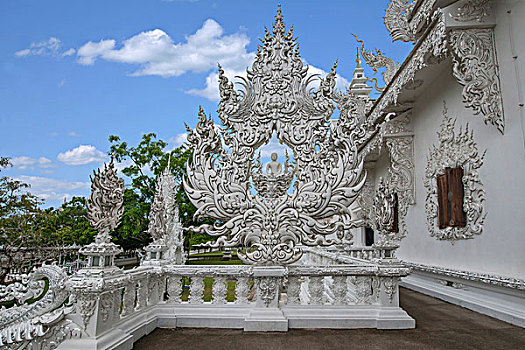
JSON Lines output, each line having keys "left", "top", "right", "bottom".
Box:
{"left": 0, "top": 131, "right": 215, "bottom": 271}
{"left": 109, "top": 133, "right": 213, "bottom": 250}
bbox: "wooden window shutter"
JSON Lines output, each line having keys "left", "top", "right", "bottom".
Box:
{"left": 449, "top": 167, "right": 466, "bottom": 227}
{"left": 437, "top": 173, "right": 449, "bottom": 229}
{"left": 389, "top": 193, "right": 399, "bottom": 233}
{"left": 437, "top": 167, "right": 466, "bottom": 229}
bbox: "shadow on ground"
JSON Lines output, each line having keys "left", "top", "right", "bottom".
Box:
{"left": 134, "top": 287, "right": 525, "bottom": 350}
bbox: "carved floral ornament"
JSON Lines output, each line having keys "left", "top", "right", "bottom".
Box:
{"left": 424, "top": 102, "right": 486, "bottom": 241}
{"left": 184, "top": 6, "right": 368, "bottom": 265}
{"left": 449, "top": 28, "right": 505, "bottom": 134}
{"left": 382, "top": 1, "right": 505, "bottom": 134}
{"left": 450, "top": 0, "right": 492, "bottom": 22}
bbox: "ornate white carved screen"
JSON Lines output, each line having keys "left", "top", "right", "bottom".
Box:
{"left": 183, "top": 7, "right": 366, "bottom": 265}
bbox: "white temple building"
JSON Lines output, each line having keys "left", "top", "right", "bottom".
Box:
{"left": 341, "top": 0, "right": 525, "bottom": 327}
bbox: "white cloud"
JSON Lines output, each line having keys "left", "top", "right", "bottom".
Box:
{"left": 57, "top": 145, "right": 107, "bottom": 166}
{"left": 10, "top": 156, "right": 57, "bottom": 171}
{"left": 168, "top": 133, "right": 188, "bottom": 148}
{"left": 14, "top": 175, "right": 89, "bottom": 202}
{"left": 77, "top": 39, "right": 116, "bottom": 65}
{"left": 15, "top": 37, "right": 74, "bottom": 58}
{"left": 68, "top": 131, "right": 79, "bottom": 137}
{"left": 62, "top": 48, "right": 75, "bottom": 56}
{"left": 76, "top": 19, "right": 254, "bottom": 77}
{"left": 74, "top": 19, "right": 350, "bottom": 102}
{"left": 10, "top": 156, "right": 36, "bottom": 170}
{"left": 38, "top": 157, "right": 54, "bottom": 168}
{"left": 305, "top": 64, "right": 351, "bottom": 92}
{"left": 15, "top": 49, "right": 30, "bottom": 57}
{"left": 186, "top": 67, "right": 246, "bottom": 102}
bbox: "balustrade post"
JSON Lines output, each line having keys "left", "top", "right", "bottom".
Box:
{"left": 244, "top": 266, "right": 288, "bottom": 332}
{"left": 286, "top": 276, "right": 302, "bottom": 305}
{"left": 234, "top": 277, "right": 251, "bottom": 304}
{"left": 190, "top": 276, "right": 205, "bottom": 304}
{"left": 136, "top": 277, "right": 149, "bottom": 310}
{"left": 121, "top": 281, "right": 136, "bottom": 317}
{"left": 308, "top": 276, "right": 324, "bottom": 305}
{"left": 212, "top": 276, "right": 227, "bottom": 304}
{"left": 332, "top": 276, "right": 348, "bottom": 305}
{"left": 167, "top": 275, "right": 182, "bottom": 303}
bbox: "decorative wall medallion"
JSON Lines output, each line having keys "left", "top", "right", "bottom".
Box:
{"left": 373, "top": 177, "right": 407, "bottom": 245}
{"left": 424, "top": 103, "right": 486, "bottom": 241}
{"left": 258, "top": 277, "right": 278, "bottom": 307}
{"left": 450, "top": 0, "right": 492, "bottom": 22}
{"left": 383, "top": 277, "right": 398, "bottom": 303}
{"left": 449, "top": 28, "right": 505, "bottom": 134}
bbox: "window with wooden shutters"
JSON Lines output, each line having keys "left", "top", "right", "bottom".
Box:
{"left": 437, "top": 167, "right": 466, "bottom": 229}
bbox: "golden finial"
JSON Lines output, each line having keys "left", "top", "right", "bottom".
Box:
{"left": 356, "top": 47, "right": 362, "bottom": 68}
{"left": 273, "top": 2, "right": 285, "bottom": 35}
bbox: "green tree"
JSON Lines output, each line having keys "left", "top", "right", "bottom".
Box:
{"left": 0, "top": 157, "right": 47, "bottom": 282}
{"left": 108, "top": 133, "right": 213, "bottom": 251}
{"left": 53, "top": 197, "right": 97, "bottom": 246}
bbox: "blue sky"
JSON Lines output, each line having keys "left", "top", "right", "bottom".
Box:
{"left": 0, "top": 0, "right": 412, "bottom": 207}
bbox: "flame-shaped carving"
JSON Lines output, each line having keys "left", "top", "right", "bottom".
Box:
{"left": 86, "top": 159, "right": 124, "bottom": 244}
{"left": 184, "top": 5, "right": 366, "bottom": 265}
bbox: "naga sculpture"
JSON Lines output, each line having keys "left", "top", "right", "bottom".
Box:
{"left": 184, "top": 5, "right": 366, "bottom": 265}
{"left": 352, "top": 35, "right": 399, "bottom": 91}
{"left": 0, "top": 264, "right": 81, "bottom": 349}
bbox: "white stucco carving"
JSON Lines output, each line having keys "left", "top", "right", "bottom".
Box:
{"left": 183, "top": 7, "right": 366, "bottom": 265}
{"left": 449, "top": 28, "right": 505, "bottom": 134}
{"left": 450, "top": 0, "right": 492, "bottom": 22}
{"left": 424, "top": 103, "right": 486, "bottom": 241}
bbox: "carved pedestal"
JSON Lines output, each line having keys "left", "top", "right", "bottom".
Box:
{"left": 244, "top": 266, "right": 288, "bottom": 332}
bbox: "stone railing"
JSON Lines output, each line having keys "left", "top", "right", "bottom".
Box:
{"left": 302, "top": 246, "right": 383, "bottom": 265}
{"left": 0, "top": 255, "right": 414, "bottom": 349}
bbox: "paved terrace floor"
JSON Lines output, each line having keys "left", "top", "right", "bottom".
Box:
{"left": 135, "top": 288, "right": 525, "bottom": 350}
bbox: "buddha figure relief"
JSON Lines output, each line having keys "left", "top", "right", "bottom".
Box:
{"left": 266, "top": 152, "right": 282, "bottom": 175}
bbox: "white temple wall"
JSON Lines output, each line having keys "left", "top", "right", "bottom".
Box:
{"left": 395, "top": 0, "right": 525, "bottom": 280}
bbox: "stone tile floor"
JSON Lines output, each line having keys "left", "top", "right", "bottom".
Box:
{"left": 134, "top": 288, "right": 525, "bottom": 349}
